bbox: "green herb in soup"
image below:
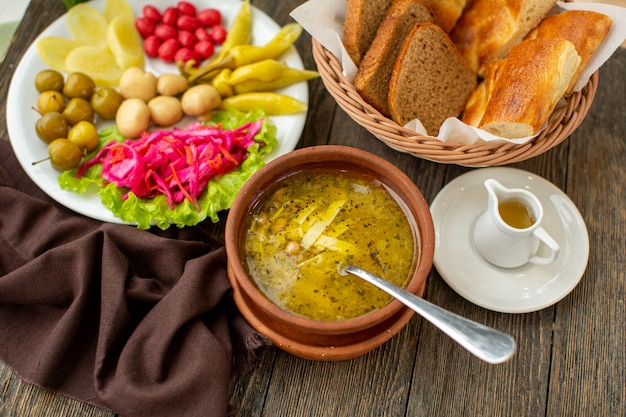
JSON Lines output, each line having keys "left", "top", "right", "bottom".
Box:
{"left": 244, "top": 170, "right": 416, "bottom": 321}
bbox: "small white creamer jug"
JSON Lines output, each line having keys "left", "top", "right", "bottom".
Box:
{"left": 473, "top": 179, "right": 560, "bottom": 268}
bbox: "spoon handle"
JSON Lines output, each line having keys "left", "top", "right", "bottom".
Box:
{"left": 344, "top": 266, "right": 516, "bottom": 364}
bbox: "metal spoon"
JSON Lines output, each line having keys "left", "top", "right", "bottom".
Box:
{"left": 343, "top": 265, "right": 516, "bottom": 364}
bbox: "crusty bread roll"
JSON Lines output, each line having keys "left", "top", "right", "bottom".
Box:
{"left": 479, "top": 38, "right": 581, "bottom": 139}
{"left": 388, "top": 22, "right": 476, "bottom": 135}
{"left": 524, "top": 10, "right": 612, "bottom": 92}
{"left": 354, "top": 0, "right": 434, "bottom": 116}
{"left": 423, "top": 0, "right": 469, "bottom": 33}
{"left": 343, "top": 0, "right": 394, "bottom": 66}
{"left": 461, "top": 59, "right": 505, "bottom": 127}
{"left": 450, "top": 0, "right": 557, "bottom": 74}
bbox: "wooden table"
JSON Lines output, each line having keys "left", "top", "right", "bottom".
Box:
{"left": 1, "top": 1, "right": 624, "bottom": 416}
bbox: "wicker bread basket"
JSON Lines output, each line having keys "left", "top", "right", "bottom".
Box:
{"left": 311, "top": 38, "right": 599, "bottom": 167}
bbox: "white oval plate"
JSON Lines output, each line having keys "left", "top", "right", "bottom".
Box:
{"left": 6, "top": 0, "right": 307, "bottom": 224}
{"left": 430, "top": 167, "right": 589, "bottom": 313}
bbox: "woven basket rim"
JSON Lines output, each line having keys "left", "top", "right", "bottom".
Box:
{"left": 311, "top": 38, "right": 599, "bottom": 167}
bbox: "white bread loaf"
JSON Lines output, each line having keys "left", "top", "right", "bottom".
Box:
{"left": 449, "top": 0, "right": 557, "bottom": 75}
{"left": 354, "top": 0, "right": 434, "bottom": 116}
{"left": 388, "top": 22, "right": 476, "bottom": 135}
{"left": 524, "top": 10, "right": 612, "bottom": 93}
{"left": 479, "top": 38, "right": 581, "bottom": 139}
{"left": 461, "top": 59, "right": 505, "bottom": 127}
{"left": 343, "top": 0, "right": 394, "bottom": 66}
{"left": 423, "top": 0, "right": 469, "bottom": 33}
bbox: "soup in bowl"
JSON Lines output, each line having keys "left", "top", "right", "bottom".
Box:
{"left": 225, "top": 146, "right": 434, "bottom": 360}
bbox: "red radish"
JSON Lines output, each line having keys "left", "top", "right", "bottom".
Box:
{"left": 154, "top": 24, "right": 178, "bottom": 40}
{"left": 211, "top": 25, "right": 227, "bottom": 44}
{"left": 197, "top": 9, "right": 221, "bottom": 27}
{"left": 142, "top": 5, "right": 162, "bottom": 23}
{"left": 178, "top": 30, "right": 196, "bottom": 48}
{"left": 194, "top": 27, "right": 211, "bottom": 42}
{"left": 176, "top": 15, "right": 200, "bottom": 32}
{"left": 137, "top": 2, "right": 226, "bottom": 64}
{"left": 158, "top": 38, "right": 181, "bottom": 62}
{"left": 194, "top": 40, "right": 214, "bottom": 59}
{"left": 144, "top": 35, "right": 161, "bottom": 57}
{"left": 135, "top": 17, "right": 155, "bottom": 38}
{"left": 162, "top": 7, "right": 179, "bottom": 26}
{"left": 174, "top": 48, "right": 199, "bottom": 65}
{"left": 177, "top": 1, "right": 197, "bottom": 16}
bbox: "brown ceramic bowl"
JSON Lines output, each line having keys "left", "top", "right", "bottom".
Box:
{"left": 225, "top": 145, "right": 434, "bottom": 360}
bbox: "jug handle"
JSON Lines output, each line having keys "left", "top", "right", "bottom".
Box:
{"left": 529, "top": 227, "right": 560, "bottom": 265}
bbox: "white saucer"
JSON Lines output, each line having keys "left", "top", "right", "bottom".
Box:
{"left": 430, "top": 167, "right": 589, "bottom": 313}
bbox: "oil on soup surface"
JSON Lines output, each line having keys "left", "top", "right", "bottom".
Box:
{"left": 244, "top": 169, "right": 417, "bottom": 321}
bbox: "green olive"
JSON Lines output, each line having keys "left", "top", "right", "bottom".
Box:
{"left": 68, "top": 120, "right": 99, "bottom": 152}
{"left": 37, "top": 90, "right": 66, "bottom": 115}
{"left": 63, "top": 72, "right": 96, "bottom": 100}
{"left": 35, "top": 69, "right": 64, "bottom": 93}
{"left": 35, "top": 111, "right": 69, "bottom": 144}
{"left": 48, "top": 138, "right": 82, "bottom": 171}
{"left": 91, "top": 87, "right": 123, "bottom": 120}
{"left": 62, "top": 97, "right": 94, "bottom": 125}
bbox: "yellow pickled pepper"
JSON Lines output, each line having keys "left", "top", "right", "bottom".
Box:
{"left": 188, "top": 22, "right": 304, "bottom": 84}
{"left": 211, "top": 69, "right": 235, "bottom": 97}
{"left": 218, "top": 92, "right": 307, "bottom": 115}
{"left": 227, "top": 23, "right": 303, "bottom": 68}
{"left": 215, "top": 0, "right": 252, "bottom": 58}
{"left": 228, "top": 59, "right": 319, "bottom": 94}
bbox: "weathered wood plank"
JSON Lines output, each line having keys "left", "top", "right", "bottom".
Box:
{"left": 548, "top": 47, "right": 626, "bottom": 417}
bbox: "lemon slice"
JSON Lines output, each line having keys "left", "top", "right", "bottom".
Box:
{"left": 107, "top": 16, "right": 144, "bottom": 71}
{"left": 36, "top": 37, "right": 87, "bottom": 72}
{"left": 65, "top": 46, "right": 122, "bottom": 86}
{"left": 66, "top": 3, "right": 109, "bottom": 48}
{"left": 103, "top": 0, "right": 135, "bottom": 23}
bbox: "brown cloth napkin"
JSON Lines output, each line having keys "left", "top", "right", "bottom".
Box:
{"left": 0, "top": 140, "right": 270, "bottom": 417}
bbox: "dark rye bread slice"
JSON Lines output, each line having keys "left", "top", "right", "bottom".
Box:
{"left": 388, "top": 22, "right": 476, "bottom": 136}
{"left": 343, "top": 0, "right": 394, "bottom": 66}
{"left": 354, "top": 0, "right": 434, "bottom": 116}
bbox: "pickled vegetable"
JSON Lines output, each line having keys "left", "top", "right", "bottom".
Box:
{"left": 227, "top": 23, "right": 303, "bottom": 68}
{"left": 185, "top": 22, "right": 303, "bottom": 84}
{"left": 68, "top": 120, "right": 99, "bottom": 152}
{"left": 35, "top": 111, "right": 69, "bottom": 144}
{"left": 103, "top": 0, "right": 134, "bottom": 23}
{"left": 228, "top": 59, "right": 319, "bottom": 94}
{"left": 66, "top": 3, "right": 109, "bottom": 48}
{"left": 37, "top": 91, "right": 66, "bottom": 115}
{"left": 218, "top": 92, "right": 307, "bottom": 115}
{"left": 35, "top": 69, "right": 64, "bottom": 93}
{"left": 90, "top": 87, "right": 123, "bottom": 120}
{"left": 36, "top": 37, "right": 87, "bottom": 73}
{"left": 63, "top": 72, "right": 96, "bottom": 100}
{"left": 148, "top": 95, "right": 183, "bottom": 126}
{"left": 48, "top": 138, "right": 83, "bottom": 171}
{"left": 65, "top": 46, "right": 122, "bottom": 86}
{"left": 107, "top": 15, "right": 144, "bottom": 71}
{"left": 63, "top": 97, "right": 94, "bottom": 125}
{"left": 182, "top": 0, "right": 252, "bottom": 82}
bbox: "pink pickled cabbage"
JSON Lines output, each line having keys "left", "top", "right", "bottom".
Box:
{"left": 77, "top": 121, "right": 263, "bottom": 209}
